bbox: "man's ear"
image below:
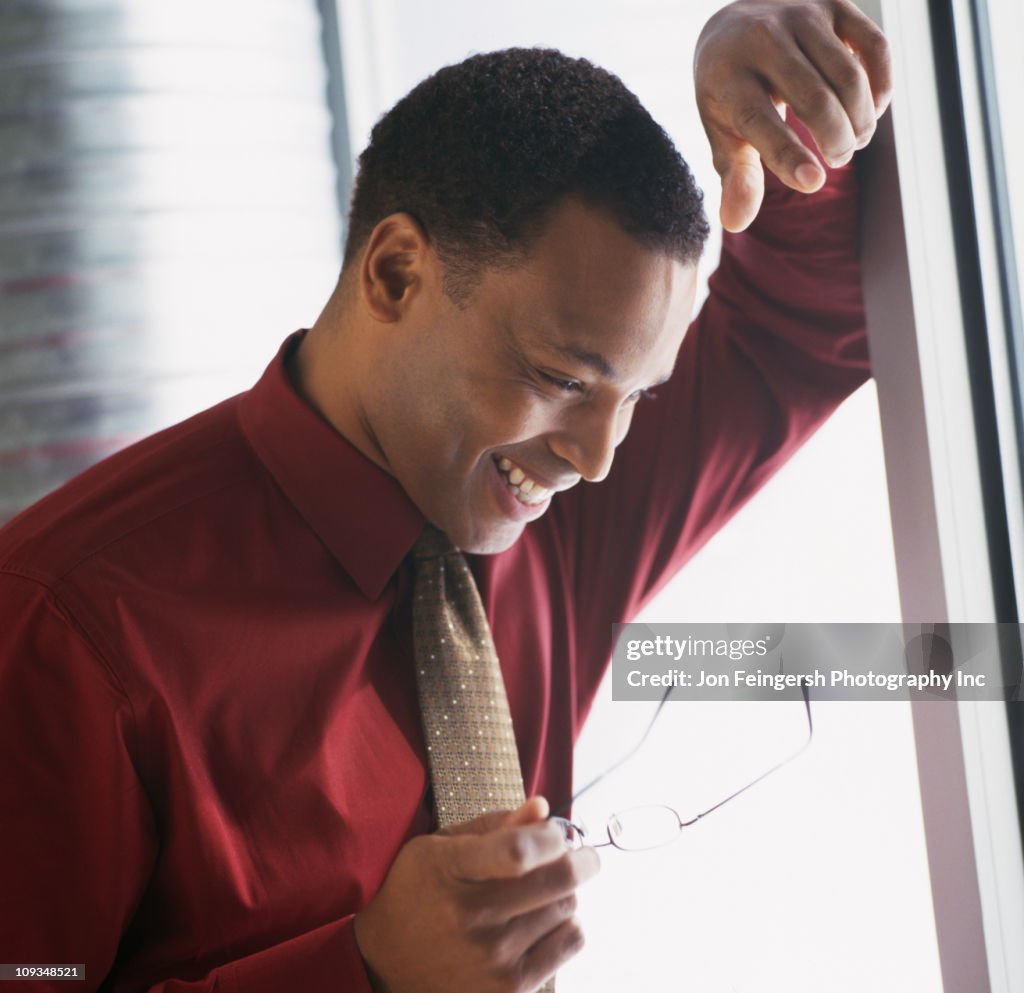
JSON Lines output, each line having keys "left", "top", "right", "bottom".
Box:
{"left": 357, "top": 213, "right": 436, "bottom": 322}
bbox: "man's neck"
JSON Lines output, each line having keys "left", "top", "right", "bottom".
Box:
{"left": 285, "top": 324, "right": 394, "bottom": 478}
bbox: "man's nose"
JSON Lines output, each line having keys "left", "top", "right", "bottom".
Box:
{"left": 547, "top": 402, "right": 630, "bottom": 483}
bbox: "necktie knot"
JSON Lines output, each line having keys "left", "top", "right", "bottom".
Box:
{"left": 413, "top": 524, "right": 457, "bottom": 562}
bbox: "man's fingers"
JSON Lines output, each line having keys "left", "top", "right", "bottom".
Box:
{"left": 504, "top": 892, "right": 580, "bottom": 962}
{"left": 710, "top": 92, "right": 827, "bottom": 231}
{"left": 507, "top": 795, "right": 550, "bottom": 826}
{"left": 792, "top": 23, "right": 876, "bottom": 155}
{"left": 519, "top": 916, "right": 587, "bottom": 993}
{"left": 463, "top": 844, "right": 602, "bottom": 925}
{"left": 695, "top": 0, "right": 892, "bottom": 226}
{"left": 448, "top": 818, "right": 569, "bottom": 882}
{"left": 757, "top": 41, "right": 858, "bottom": 166}
{"left": 441, "top": 795, "right": 550, "bottom": 838}
{"left": 834, "top": 1, "right": 894, "bottom": 116}
{"left": 441, "top": 808, "right": 520, "bottom": 837}
{"left": 504, "top": 846, "right": 601, "bottom": 918}
{"left": 727, "top": 88, "right": 822, "bottom": 186}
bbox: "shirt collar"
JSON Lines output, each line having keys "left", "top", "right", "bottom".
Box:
{"left": 238, "top": 330, "right": 426, "bottom": 599}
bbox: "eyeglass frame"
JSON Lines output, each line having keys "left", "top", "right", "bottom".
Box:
{"left": 549, "top": 678, "right": 814, "bottom": 851}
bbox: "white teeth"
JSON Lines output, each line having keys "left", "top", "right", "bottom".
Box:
{"left": 496, "top": 457, "right": 551, "bottom": 507}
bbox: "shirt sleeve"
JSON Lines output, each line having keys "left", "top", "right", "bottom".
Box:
{"left": 0, "top": 573, "right": 375, "bottom": 993}
{"left": 0, "top": 572, "right": 154, "bottom": 988}
{"left": 554, "top": 149, "right": 870, "bottom": 719}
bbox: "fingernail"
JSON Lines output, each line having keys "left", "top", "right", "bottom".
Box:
{"left": 795, "top": 162, "right": 823, "bottom": 189}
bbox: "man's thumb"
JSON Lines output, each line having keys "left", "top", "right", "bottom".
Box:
{"left": 719, "top": 151, "right": 765, "bottom": 234}
{"left": 439, "top": 795, "right": 550, "bottom": 836}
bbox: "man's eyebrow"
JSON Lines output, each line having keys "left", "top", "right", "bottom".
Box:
{"left": 549, "top": 343, "right": 617, "bottom": 380}
{"left": 548, "top": 342, "right": 676, "bottom": 388}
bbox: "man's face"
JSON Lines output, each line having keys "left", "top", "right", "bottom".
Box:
{"left": 368, "top": 198, "right": 698, "bottom": 554}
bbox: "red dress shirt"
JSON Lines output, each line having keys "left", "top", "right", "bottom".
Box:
{"left": 0, "top": 162, "right": 867, "bottom": 992}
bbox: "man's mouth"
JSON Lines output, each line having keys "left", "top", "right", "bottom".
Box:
{"left": 494, "top": 456, "right": 553, "bottom": 506}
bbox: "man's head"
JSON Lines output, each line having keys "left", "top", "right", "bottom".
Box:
{"left": 301, "top": 48, "right": 709, "bottom": 554}
{"left": 343, "top": 47, "right": 709, "bottom": 299}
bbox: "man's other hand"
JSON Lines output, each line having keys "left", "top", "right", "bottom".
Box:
{"left": 695, "top": 0, "right": 893, "bottom": 232}
{"left": 353, "top": 796, "right": 600, "bottom": 993}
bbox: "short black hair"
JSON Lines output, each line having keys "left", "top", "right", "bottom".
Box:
{"left": 343, "top": 47, "right": 709, "bottom": 301}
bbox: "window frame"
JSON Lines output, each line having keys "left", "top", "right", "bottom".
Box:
{"left": 858, "top": 1, "right": 1024, "bottom": 990}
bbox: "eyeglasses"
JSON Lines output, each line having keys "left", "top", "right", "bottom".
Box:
{"left": 549, "top": 681, "right": 813, "bottom": 851}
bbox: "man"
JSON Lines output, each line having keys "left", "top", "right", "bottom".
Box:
{"left": 0, "top": 2, "right": 891, "bottom": 991}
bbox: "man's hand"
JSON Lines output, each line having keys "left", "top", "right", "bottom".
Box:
{"left": 353, "top": 797, "right": 600, "bottom": 993}
{"left": 695, "top": 0, "right": 893, "bottom": 232}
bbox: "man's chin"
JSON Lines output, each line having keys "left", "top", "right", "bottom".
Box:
{"left": 449, "top": 517, "right": 526, "bottom": 556}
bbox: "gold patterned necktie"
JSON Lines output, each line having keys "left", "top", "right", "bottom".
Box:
{"left": 411, "top": 525, "right": 558, "bottom": 992}
{"left": 411, "top": 524, "right": 526, "bottom": 827}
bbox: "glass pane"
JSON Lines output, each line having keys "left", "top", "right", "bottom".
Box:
{"left": 984, "top": 0, "right": 1024, "bottom": 302}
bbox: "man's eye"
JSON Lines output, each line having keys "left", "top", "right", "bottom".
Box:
{"left": 627, "top": 388, "right": 657, "bottom": 404}
{"left": 540, "top": 372, "right": 583, "bottom": 393}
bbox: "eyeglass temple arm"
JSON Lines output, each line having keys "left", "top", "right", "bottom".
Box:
{"left": 678, "top": 682, "right": 814, "bottom": 827}
{"left": 550, "top": 684, "right": 674, "bottom": 819}
{"left": 550, "top": 661, "right": 814, "bottom": 822}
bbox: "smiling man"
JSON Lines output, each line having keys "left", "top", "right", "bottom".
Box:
{"left": 0, "top": 3, "right": 891, "bottom": 992}
{"left": 292, "top": 197, "right": 699, "bottom": 556}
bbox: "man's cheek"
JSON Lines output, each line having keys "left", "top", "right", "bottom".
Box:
{"left": 489, "top": 396, "right": 550, "bottom": 442}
